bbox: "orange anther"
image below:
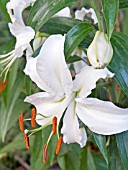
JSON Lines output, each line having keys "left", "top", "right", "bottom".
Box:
{"left": 31, "top": 108, "right": 36, "bottom": 127}
{"left": 0, "top": 80, "right": 7, "bottom": 93}
{"left": 19, "top": 114, "right": 24, "bottom": 132}
{"left": 55, "top": 136, "right": 63, "bottom": 155}
{"left": 52, "top": 116, "right": 57, "bottom": 135}
{"left": 43, "top": 144, "right": 48, "bottom": 164}
{"left": 24, "top": 133, "right": 30, "bottom": 149}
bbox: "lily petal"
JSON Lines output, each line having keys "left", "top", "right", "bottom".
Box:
{"left": 36, "top": 35, "right": 73, "bottom": 97}
{"left": 25, "top": 92, "right": 74, "bottom": 126}
{"left": 76, "top": 98, "right": 128, "bottom": 135}
{"left": 61, "top": 101, "right": 87, "bottom": 147}
{"left": 55, "top": 7, "right": 71, "bottom": 17}
{"left": 6, "top": 0, "right": 36, "bottom": 25}
{"left": 73, "top": 65, "right": 114, "bottom": 98}
{"left": 24, "top": 56, "right": 53, "bottom": 92}
{"left": 9, "top": 22, "right": 35, "bottom": 56}
{"left": 75, "top": 7, "right": 86, "bottom": 21}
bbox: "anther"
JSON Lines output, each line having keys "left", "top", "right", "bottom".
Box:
{"left": 24, "top": 133, "right": 30, "bottom": 149}
{"left": 19, "top": 114, "right": 24, "bottom": 132}
{"left": 31, "top": 108, "right": 36, "bottom": 127}
{"left": 52, "top": 116, "right": 57, "bottom": 135}
{"left": 43, "top": 144, "right": 48, "bottom": 164}
{"left": 0, "top": 80, "right": 7, "bottom": 93}
{"left": 55, "top": 136, "right": 63, "bottom": 155}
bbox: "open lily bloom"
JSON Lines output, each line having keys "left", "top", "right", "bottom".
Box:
{"left": 0, "top": 0, "right": 35, "bottom": 77}
{"left": 24, "top": 34, "right": 128, "bottom": 148}
{"left": 6, "top": 0, "right": 36, "bottom": 25}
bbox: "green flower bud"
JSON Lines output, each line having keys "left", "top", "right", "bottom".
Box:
{"left": 87, "top": 31, "right": 113, "bottom": 68}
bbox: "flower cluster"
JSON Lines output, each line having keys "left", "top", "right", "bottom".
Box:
{"left": 1, "top": 0, "right": 128, "bottom": 164}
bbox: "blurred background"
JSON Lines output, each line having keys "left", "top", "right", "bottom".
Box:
{"left": 0, "top": 0, "right": 128, "bottom": 169}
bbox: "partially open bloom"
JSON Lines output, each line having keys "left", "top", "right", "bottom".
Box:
{"left": 87, "top": 31, "right": 113, "bottom": 68}
{"left": 24, "top": 35, "right": 128, "bottom": 150}
{"left": 0, "top": 0, "right": 35, "bottom": 78}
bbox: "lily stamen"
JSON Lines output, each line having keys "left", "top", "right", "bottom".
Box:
{"left": 43, "top": 144, "right": 48, "bottom": 164}
{"left": 19, "top": 114, "right": 24, "bottom": 132}
{"left": 52, "top": 116, "right": 57, "bottom": 135}
{"left": 24, "top": 132, "right": 30, "bottom": 149}
{"left": 31, "top": 108, "right": 36, "bottom": 127}
{"left": 56, "top": 136, "right": 63, "bottom": 155}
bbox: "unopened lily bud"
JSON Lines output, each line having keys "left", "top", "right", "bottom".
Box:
{"left": 87, "top": 31, "right": 113, "bottom": 68}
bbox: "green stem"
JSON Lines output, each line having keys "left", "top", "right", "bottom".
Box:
{"left": 90, "top": 0, "right": 104, "bottom": 32}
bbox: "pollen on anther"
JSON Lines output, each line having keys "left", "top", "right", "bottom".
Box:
{"left": 19, "top": 114, "right": 24, "bottom": 132}
{"left": 24, "top": 133, "right": 30, "bottom": 149}
{"left": 52, "top": 116, "right": 57, "bottom": 135}
{"left": 43, "top": 144, "right": 48, "bottom": 164}
{"left": 31, "top": 108, "right": 36, "bottom": 127}
{"left": 55, "top": 136, "right": 63, "bottom": 155}
{"left": 0, "top": 80, "right": 7, "bottom": 93}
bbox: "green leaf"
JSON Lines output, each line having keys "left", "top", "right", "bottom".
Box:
{"left": 87, "top": 149, "right": 96, "bottom": 170}
{"left": 93, "top": 133, "right": 108, "bottom": 164}
{"left": 101, "top": 0, "right": 119, "bottom": 40}
{"left": 79, "top": 147, "right": 87, "bottom": 170}
{"left": 0, "top": 134, "right": 34, "bottom": 154}
{"left": 66, "top": 55, "right": 84, "bottom": 64}
{"left": 28, "top": 0, "right": 77, "bottom": 31}
{"left": 40, "top": 17, "right": 82, "bottom": 34}
{"left": 64, "top": 23, "right": 93, "bottom": 58}
{"left": 0, "top": 0, "right": 10, "bottom": 22}
{"left": 58, "top": 144, "right": 81, "bottom": 170}
{"left": 30, "top": 126, "right": 57, "bottom": 170}
{"left": 119, "top": 0, "right": 128, "bottom": 8}
{"left": 108, "top": 136, "right": 124, "bottom": 170}
{"left": 108, "top": 32, "right": 128, "bottom": 97}
{"left": 116, "top": 131, "right": 128, "bottom": 170}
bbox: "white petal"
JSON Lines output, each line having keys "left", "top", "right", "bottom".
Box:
{"left": 75, "top": 7, "right": 87, "bottom": 21}
{"left": 36, "top": 35, "right": 73, "bottom": 97}
{"left": 76, "top": 98, "right": 128, "bottom": 135}
{"left": 25, "top": 92, "right": 75, "bottom": 126}
{"left": 55, "top": 7, "right": 71, "bottom": 17}
{"left": 6, "top": 0, "right": 36, "bottom": 25}
{"left": 9, "top": 22, "right": 35, "bottom": 53}
{"left": 88, "top": 8, "right": 98, "bottom": 24}
{"left": 61, "top": 101, "right": 87, "bottom": 147}
{"left": 24, "top": 56, "right": 53, "bottom": 92}
{"left": 73, "top": 65, "right": 114, "bottom": 98}
{"left": 72, "top": 48, "right": 87, "bottom": 74}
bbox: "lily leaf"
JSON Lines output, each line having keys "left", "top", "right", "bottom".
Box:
{"left": 101, "top": 0, "right": 119, "bottom": 40}
{"left": 119, "top": 0, "right": 128, "bottom": 8}
{"left": 116, "top": 131, "right": 128, "bottom": 170}
{"left": 40, "top": 17, "right": 82, "bottom": 35}
{"left": 93, "top": 133, "right": 108, "bottom": 164}
{"left": 64, "top": 22, "right": 93, "bottom": 59}
{"left": 108, "top": 32, "right": 128, "bottom": 97}
{"left": 27, "top": 0, "right": 77, "bottom": 31}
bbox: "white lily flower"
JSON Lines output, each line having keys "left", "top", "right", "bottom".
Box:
{"left": 0, "top": 0, "right": 35, "bottom": 78}
{"left": 55, "top": 7, "right": 71, "bottom": 18}
{"left": 6, "top": 0, "right": 36, "bottom": 24}
{"left": 24, "top": 34, "right": 128, "bottom": 148}
{"left": 75, "top": 7, "right": 98, "bottom": 24}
